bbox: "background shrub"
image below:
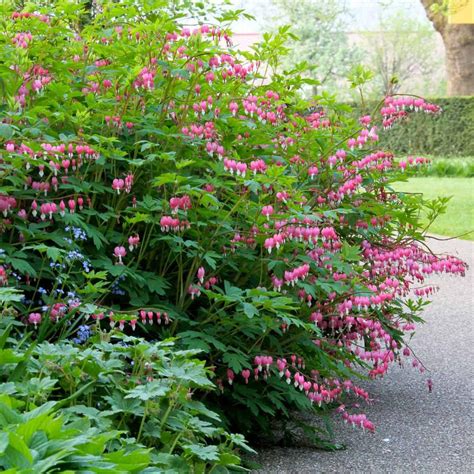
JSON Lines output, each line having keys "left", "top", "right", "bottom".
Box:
{"left": 350, "top": 97, "right": 474, "bottom": 156}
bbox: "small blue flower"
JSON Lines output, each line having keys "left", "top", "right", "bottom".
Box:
{"left": 50, "top": 261, "right": 66, "bottom": 271}
{"left": 65, "top": 226, "right": 88, "bottom": 242}
{"left": 66, "top": 250, "right": 84, "bottom": 261}
{"left": 72, "top": 325, "right": 92, "bottom": 344}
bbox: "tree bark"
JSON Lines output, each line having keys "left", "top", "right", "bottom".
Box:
{"left": 443, "top": 23, "right": 474, "bottom": 95}
{"left": 420, "top": 0, "right": 474, "bottom": 96}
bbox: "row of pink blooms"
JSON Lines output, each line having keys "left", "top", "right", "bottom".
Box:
{"left": 27, "top": 308, "right": 171, "bottom": 330}
{"left": 5, "top": 141, "right": 99, "bottom": 163}
{"left": 0, "top": 195, "right": 90, "bottom": 220}
{"left": 222, "top": 356, "right": 375, "bottom": 430}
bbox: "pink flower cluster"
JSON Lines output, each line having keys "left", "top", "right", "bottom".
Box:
{"left": 341, "top": 412, "right": 375, "bottom": 432}
{"left": 0, "top": 266, "right": 8, "bottom": 286}
{"left": 264, "top": 218, "right": 324, "bottom": 253}
{"left": 223, "top": 158, "right": 247, "bottom": 176}
{"left": 192, "top": 96, "right": 215, "bottom": 115}
{"left": 0, "top": 195, "right": 17, "bottom": 217}
{"left": 183, "top": 121, "right": 217, "bottom": 141}
{"left": 128, "top": 235, "right": 140, "bottom": 251}
{"left": 283, "top": 263, "right": 310, "bottom": 286}
{"left": 134, "top": 66, "right": 156, "bottom": 90}
{"left": 347, "top": 127, "right": 378, "bottom": 150}
{"left": 381, "top": 96, "right": 441, "bottom": 129}
{"left": 12, "top": 31, "right": 32, "bottom": 48}
{"left": 250, "top": 159, "right": 267, "bottom": 175}
{"left": 27, "top": 197, "right": 87, "bottom": 220}
{"left": 160, "top": 216, "right": 191, "bottom": 232}
{"left": 14, "top": 65, "right": 52, "bottom": 106}
{"left": 305, "top": 110, "right": 331, "bottom": 129}
{"left": 6, "top": 142, "right": 99, "bottom": 183}
{"left": 138, "top": 310, "right": 170, "bottom": 326}
{"left": 112, "top": 174, "right": 133, "bottom": 194}
{"left": 11, "top": 11, "right": 50, "bottom": 23}
{"left": 187, "top": 267, "right": 219, "bottom": 299}
{"left": 399, "top": 156, "right": 431, "bottom": 171}
{"left": 104, "top": 115, "right": 134, "bottom": 131}
{"left": 91, "top": 310, "right": 172, "bottom": 331}
{"left": 170, "top": 195, "right": 192, "bottom": 213}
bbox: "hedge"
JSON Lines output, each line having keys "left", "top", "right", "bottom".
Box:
{"left": 351, "top": 97, "right": 474, "bottom": 157}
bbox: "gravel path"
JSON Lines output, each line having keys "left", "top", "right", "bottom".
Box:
{"left": 257, "top": 237, "right": 474, "bottom": 474}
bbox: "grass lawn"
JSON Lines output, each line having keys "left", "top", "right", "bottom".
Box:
{"left": 395, "top": 178, "right": 474, "bottom": 240}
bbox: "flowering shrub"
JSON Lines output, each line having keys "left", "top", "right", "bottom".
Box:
{"left": 0, "top": 0, "right": 467, "bottom": 459}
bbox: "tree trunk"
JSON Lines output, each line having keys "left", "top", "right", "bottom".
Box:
{"left": 443, "top": 24, "right": 474, "bottom": 95}
{"left": 420, "top": 0, "right": 474, "bottom": 96}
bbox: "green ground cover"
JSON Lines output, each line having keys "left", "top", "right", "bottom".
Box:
{"left": 396, "top": 177, "right": 474, "bottom": 240}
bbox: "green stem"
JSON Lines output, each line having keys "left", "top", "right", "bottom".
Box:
{"left": 136, "top": 401, "right": 148, "bottom": 443}
{"left": 160, "top": 399, "right": 175, "bottom": 429}
{"left": 168, "top": 432, "right": 183, "bottom": 455}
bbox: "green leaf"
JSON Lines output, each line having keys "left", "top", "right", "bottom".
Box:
{"left": 242, "top": 302, "right": 258, "bottom": 319}
{"left": 8, "top": 432, "right": 33, "bottom": 465}
{"left": 153, "top": 173, "right": 187, "bottom": 186}
{"left": 183, "top": 443, "right": 220, "bottom": 461}
{"left": 0, "top": 400, "right": 23, "bottom": 426}
{"left": 86, "top": 225, "right": 108, "bottom": 250}
{"left": 179, "top": 331, "right": 227, "bottom": 352}
{"left": 16, "top": 412, "right": 60, "bottom": 444}
{"left": 218, "top": 452, "right": 241, "bottom": 466}
{"left": 229, "top": 433, "right": 256, "bottom": 453}
{"left": 224, "top": 281, "right": 243, "bottom": 299}
{"left": 103, "top": 392, "right": 144, "bottom": 416}
{"left": 104, "top": 448, "right": 151, "bottom": 470}
{"left": 0, "top": 123, "right": 14, "bottom": 139}
{"left": 203, "top": 251, "right": 220, "bottom": 270}
{"left": 46, "top": 247, "right": 62, "bottom": 262}
{"left": 176, "top": 159, "right": 195, "bottom": 169}
{"left": 0, "top": 349, "right": 24, "bottom": 364}
{"left": 222, "top": 352, "right": 248, "bottom": 373}
{"left": 341, "top": 242, "right": 361, "bottom": 262}
{"left": 157, "top": 361, "right": 213, "bottom": 388}
{"left": 0, "top": 432, "right": 8, "bottom": 453}
{"left": 154, "top": 453, "right": 190, "bottom": 471}
{"left": 5, "top": 257, "right": 37, "bottom": 277}
{"left": 0, "top": 287, "right": 24, "bottom": 304}
{"left": 0, "top": 383, "right": 16, "bottom": 395}
{"left": 125, "top": 381, "right": 170, "bottom": 401}
{"left": 143, "top": 273, "right": 168, "bottom": 295}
